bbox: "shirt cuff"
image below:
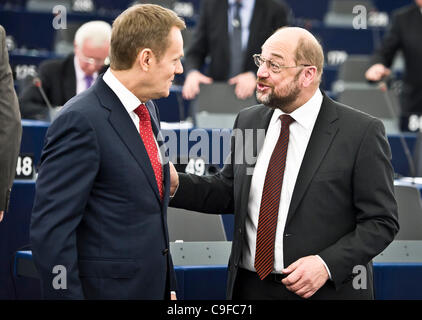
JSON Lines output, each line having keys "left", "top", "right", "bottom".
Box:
{"left": 315, "top": 255, "right": 332, "bottom": 280}
{"left": 170, "top": 183, "right": 179, "bottom": 199}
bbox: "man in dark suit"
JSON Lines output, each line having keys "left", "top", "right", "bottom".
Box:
{"left": 30, "top": 4, "right": 185, "bottom": 299}
{"left": 0, "top": 25, "right": 22, "bottom": 222}
{"left": 365, "top": 0, "right": 422, "bottom": 115}
{"left": 19, "top": 21, "right": 111, "bottom": 120}
{"left": 170, "top": 27, "right": 399, "bottom": 299}
{"left": 182, "top": 0, "right": 289, "bottom": 100}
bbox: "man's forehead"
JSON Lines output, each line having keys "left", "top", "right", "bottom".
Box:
{"left": 262, "top": 38, "right": 296, "bottom": 60}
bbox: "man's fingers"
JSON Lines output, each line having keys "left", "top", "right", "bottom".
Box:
{"left": 200, "top": 75, "right": 213, "bottom": 84}
{"left": 0, "top": 211, "right": 4, "bottom": 222}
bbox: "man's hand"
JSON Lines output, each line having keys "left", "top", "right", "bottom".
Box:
{"left": 171, "top": 292, "right": 177, "bottom": 300}
{"left": 365, "top": 63, "right": 391, "bottom": 82}
{"left": 169, "top": 161, "right": 179, "bottom": 197}
{"left": 182, "top": 70, "right": 213, "bottom": 100}
{"left": 0, "top": 211, "right": 4, "bottom": 222}
{"left": 281, "top": 255, "right": 329, "bottom": 299}
{"left": 228, "top": 72, "right": 256, "bottom": 100}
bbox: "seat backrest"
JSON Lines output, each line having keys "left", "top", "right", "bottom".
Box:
{"left": 27, "top": 0, "right": 72, "bottom": 12}
{"left": 167, "top": 207, "right": 227, "bottom": 242}
{"left": 337, "top": 55, "right": 372, "bottom": 83}
{"left": 193, "top": 82, "right": 257, "bottom": 128}
{"left": 394, "top": 184, "right": 422, "bottom": 240}
{"left": 328, "top": 0, "right": 375, "bottom": 15}
{"left": 194, "top": 82, "right": 257, "bottom": 114}
{"left": 338, "top": 86, "right": 400, "bottom": 119}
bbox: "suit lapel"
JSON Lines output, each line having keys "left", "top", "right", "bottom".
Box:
{"left": 285, "top": 95, "right": 339, "bottom": 227}
{"left": 94, "top": 78, "right": 162, "bottom": 203}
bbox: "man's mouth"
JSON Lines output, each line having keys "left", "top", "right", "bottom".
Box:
{"left": 256, "top": 82, "right": 271, "bottom": 91}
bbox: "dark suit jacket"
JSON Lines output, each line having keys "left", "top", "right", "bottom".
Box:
{"left": 184, "top": 0, "right": 288, "bottom": 80}
{"left": 171, "top": 93, "right": 399, "bottom": 299}
{"left": 371, "top": 4, "right": 422, "bottom": 113}
{"left": 30, "top": 76, "right": 176, "bottom": 299}
{"left": 19, "top": 54, "right": 76, "bottom": 120}
{"left": 0, "top": 25, "right": 22, "bottom": 212}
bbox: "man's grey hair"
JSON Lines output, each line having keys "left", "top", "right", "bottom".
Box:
{"left": 74, "top": 20, "right": 112, "bottom": 48}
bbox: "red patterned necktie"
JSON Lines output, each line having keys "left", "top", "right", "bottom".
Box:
{"left": 254, "top": 114, "right": 295, "bottom": 280}
{"left": 134, "top": 104, "right": 164, "bottom": 200}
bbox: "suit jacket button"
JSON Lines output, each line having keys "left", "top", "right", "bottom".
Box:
{"left": 162, "top": 248, "right": 169, "bottom": 255}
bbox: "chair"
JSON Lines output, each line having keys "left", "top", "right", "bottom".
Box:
{"left": 337, "top": 85, "right": 401, "bottom": 133}
{"left": 324, "top": 0, "right": 376, "bottom": 27}
{"left": 393, "top": 184, "right": 422, "bottom": 240}
{"left": 53, "top": 22, "right": 81, "bottom": 56}
{"left": 26, "top": 0, "right": 72, "bottom": 12}
{"left": 167, "top": 207, "right": 227, "bottom": 242}
{"left": 336, "top": 55, "right": 372, "bottom": 83}
{"left": 193, "top": 82, "right": 257, "bottom": 128}
{"left": 331, "top": 55, "right": 372, "bottom": 94}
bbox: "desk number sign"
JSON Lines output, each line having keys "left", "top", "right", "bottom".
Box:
{"left": 15, "top": 154, "right": 35, "bottom": 180}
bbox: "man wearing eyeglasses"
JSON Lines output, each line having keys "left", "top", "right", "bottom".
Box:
{"left": 170, "top": 27, "right": 399, "bottom": 299}
{"left": 19, "top": 21, "right": 111, "bottom": 121}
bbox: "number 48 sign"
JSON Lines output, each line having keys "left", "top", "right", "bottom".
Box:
{"left": 15, "top": 154, "right": 35, "bottom": 180}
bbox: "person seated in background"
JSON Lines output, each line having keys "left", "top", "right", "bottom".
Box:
{"left": 365, "top": 0, "right": 422, "bottom": 116}
{"left": 19, "top": 20, "right": 111, "bottom": 120}
{"left": 182, "top": 0, "right": 289, "bottom": 101}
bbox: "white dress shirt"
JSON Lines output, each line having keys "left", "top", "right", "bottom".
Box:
{"left": 102, "top": 68, "right": 162, "bottom": 162}
{"left": 240, "top": 89, "right": 331, "bottom": 276}
{"left": 74, "top": 56, "right": 98, "bottom": 95}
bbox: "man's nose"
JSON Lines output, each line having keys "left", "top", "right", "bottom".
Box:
{"left": 257, "top": 63, "right": 270, "bottom": 78}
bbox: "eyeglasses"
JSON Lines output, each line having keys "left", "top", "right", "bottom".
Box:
{"left": 78, "top": 52, "right": 107, "bottom": 67}
{"left": 253, "top": 54, "right": 311, "bottom": 73}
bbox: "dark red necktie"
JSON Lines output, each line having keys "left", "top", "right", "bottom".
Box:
{"left": 254, "top": 114, "right": 295, "bottom": 280}
{"left": 134, "top": 104, "right": 164, "bottom": 200}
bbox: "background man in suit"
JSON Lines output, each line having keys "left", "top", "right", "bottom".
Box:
{"left": 0, "top": 25, "right": 22, "bottom": 222}
{"left": 19, "top": 20, "right": 111, "bottom": 120}
{"left": 182, "top": 0, "right": 289, "bottom": 100}
{"left": 365, "top": 0, "right": 422, "bottom": 115}
{"left": 30, "top": 4, "right": 185, "bottom": 299}
{"left": 170, "top": 27, "right": 399, "bottom": 299}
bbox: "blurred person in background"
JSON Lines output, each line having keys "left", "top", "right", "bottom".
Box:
{"left": 19, "top": 20, "right": 111, "bottom": 120}
{"left": 365, "top": 0, "right": 422, "bottom": 116}
{"left": 182, "top": 0, "right": 289, "bottom": 100}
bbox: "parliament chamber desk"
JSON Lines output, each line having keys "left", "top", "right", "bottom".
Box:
{"left": 12, "top": 240, "right": 422, "bottom": 300}
{"left": 18, "top": 120, "right": 419, "bottom": 177}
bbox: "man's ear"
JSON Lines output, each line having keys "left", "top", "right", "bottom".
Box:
{"left": 302, "top": 66, "right": 317, "bottom": 88}
{"left": 138, "top": 48, "right": 153, "bottom": 71}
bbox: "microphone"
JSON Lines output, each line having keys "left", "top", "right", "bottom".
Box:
{"left": 32, "top": 77, "right": 58, "bottom": 121}
{"left": 378, "top": 80, "right": 417, "bottom": 181}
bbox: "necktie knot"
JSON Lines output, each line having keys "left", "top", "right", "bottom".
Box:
{"left": 84, "top": 74, "right": 94, "bottom": 89}
{"left": 280, "top": 114, "right": 295, "bottom": 128}
{"left": 134, "top": 104, "right": 150, "bottom": 122}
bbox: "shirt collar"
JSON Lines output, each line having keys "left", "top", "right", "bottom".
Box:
{"left": 74, "top": 55, "right": 98, "bottom": 82}
{"left": 102, "top": 68, "right": 142, "bottom": 114}
{"left": 270, "top": 88, "right": 323, "bottom": 131}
